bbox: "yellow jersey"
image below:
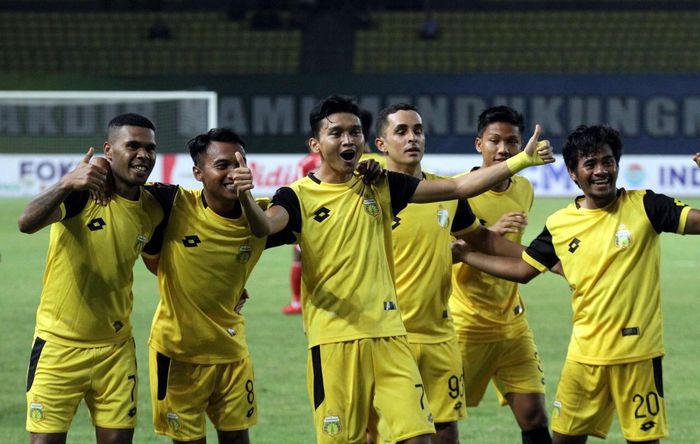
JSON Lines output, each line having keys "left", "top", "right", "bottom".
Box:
{"left": 523, "top": 189, "right": 690, "bottom": 365}
{"left": 35, "top": 189, "right": 163, "bottom": 347}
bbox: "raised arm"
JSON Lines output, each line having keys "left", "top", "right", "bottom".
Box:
{"left": 411, "top": 125, "right": 553, "bottom": 203}
{"left": 232, "top": 151, "right": 273, "bottom": 238}
{"left": 452, "top": 239, "right": 540, "bottom": 284}
{"left": 18, "top": 148, "right": 108, "bottom": 233}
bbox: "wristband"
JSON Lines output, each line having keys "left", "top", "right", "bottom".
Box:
{"left": 505, "top": 141, "right": 546, "bottom": 173}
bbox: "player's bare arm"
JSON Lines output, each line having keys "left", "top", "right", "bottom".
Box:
{"left": 243, "top": 198, "right": 291, "bottom": 238}
{"left": 410, "top": 125, "right": 554, "bottom": 203}
{"left": 18, "top": 147, "right": 108, "bottom": 234}
{"left": 682, "top": 207, "right": 700, "bottom": 233}
{"left": 459, "top": 225, "right": 525, "bottom": 258}
{"left": 488, "top": 211, "right": 528, "bottom": 235}
{"left": 234, "top": 289, "right": 250, "bottom": 314}
{"left": 452, "top": 239, "right": 540, "bottom": 284}
{"left": 232, "top": 151, "right": 271, "bottom": 238}
{"left": 142, "top": 255, "right": 159, "bottom": 275}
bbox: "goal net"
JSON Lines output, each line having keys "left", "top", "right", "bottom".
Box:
{"left": 0, "top": 90, "right": 217, "bottom": 154}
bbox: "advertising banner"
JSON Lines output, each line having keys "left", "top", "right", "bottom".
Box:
{"left": 4, "top": 153, "right": 700, "bottom": 199}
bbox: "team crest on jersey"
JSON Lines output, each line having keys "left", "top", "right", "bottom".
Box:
{"left": 167, "top": 412, "right": 181, "bottom": 431}
{"left": 30, "top": 403, "right": 43, "bottom": 421}
{"left": 614, "top": 224, "right": 632, "bottom": 249}
{"left": 363, "top": 195, "right": 381, "bottom": 218}
{"left": 322, "top": 415, "right": 342, "bottom": 436}
{"left": 552, "top": 400, "right": 561, "bottom": 419}
{"left": 134, "top": 233, "right": 147, "bottom": 251}
{"left": 238, "top": 242, "right": 252, "bottom": 263}
{"left": 436, "top": 205, "right": 449, "bottom": 228}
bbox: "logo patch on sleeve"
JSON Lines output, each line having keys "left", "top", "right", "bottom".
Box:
{"left": 30, "top": 403, "right": 43, "bottom": 421}
{"left": 552, "top": 400, "right": 562, "bottom": 419}
{"left": 383, "top": 301, "right": 397, "bottom": 310}
{"left": 167, "top": 412, "right": 181, "bottom": 431}
{"left": 621, "top": 327, "right": 640, "bottom": 336}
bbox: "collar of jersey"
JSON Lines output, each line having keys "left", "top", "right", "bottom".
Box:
{"left": 574, "top": 188, "right": 623, "bottom": 210}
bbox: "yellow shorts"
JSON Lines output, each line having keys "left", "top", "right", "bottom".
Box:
{"left": 26, "top": 337, "right": 138, "bottom": 433}
{"left": 552, "top": 357, "right": 667, "bottom": 441}
{"left": 307, "top": 337, "right": 435, "bottom": 444}
{"left": 459, "top": 332, "right": 545, "bottom": 407}
{"left": 149, "top": 348, "right": 257, "bottom": 441}
{"left": 408, "top": 338, "right": 466, "bottom": 423}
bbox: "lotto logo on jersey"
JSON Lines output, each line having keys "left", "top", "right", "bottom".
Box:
{"left": 363, "top": 197, "right": 381, "bottom": 218}
{"left": 322, "top": 415, "right": 342, "bottom": 436}
{"left": 87, "top": 217, "right": 106, "bottom": 231}
{"left": 436, "top": 206, "right": 449, "bottom": 228}
{"left": 182, "top": 235, "right": 201, "bottom": 248}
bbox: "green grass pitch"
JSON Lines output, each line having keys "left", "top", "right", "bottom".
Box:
{"left": 1, "top": 197, "right": 699, "bottom": 443}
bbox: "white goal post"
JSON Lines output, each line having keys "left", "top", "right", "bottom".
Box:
{"left": 0, "top": 90, "right": 218, "bottom": 196}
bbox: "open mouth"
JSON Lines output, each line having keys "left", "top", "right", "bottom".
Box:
{"left": 131, "top": 164, "right": 151, "bottom": 174}
{"left": 590, "top": 178, "right": 611, "bottom": 188}
{"left": 339, "top": 150, "right": 355, "bottom": 161}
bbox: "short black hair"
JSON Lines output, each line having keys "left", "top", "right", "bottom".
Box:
{"left": 477, "top": 106, "right": 524, "bottom": 137}
{"left": 375, "top": 103, "right": 418, "bottom": 138}
{"left": 186, "top": 127, "right": 246, "bottom": 166}
{"left": 309, "top": 95, "right": 361, "bottom": 139}
{"left": 107, "top": 113, "right": 155, "bottom": 139}
{"left": 359, "top": 108, "right": 373, "bottom": 142}
{"left": 562, "top": 124, "right": 623, "bottom": 172}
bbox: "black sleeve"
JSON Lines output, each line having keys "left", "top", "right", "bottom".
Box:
{"left": 264, "top": 231, "right": 296, "bottom": 249}
{"left": 62, "top": 190, "right": 90, "bottom": 220}
{"left": 524, "top": 226, "right": 560, "bottom": 270}
{"left": 451, "top": 199, "right": 477, "bottom": 233}
{"left": 643, "top": 189, "right": 687, "bottom": 234}
{"left": 142, "top": 183, "right": 179, "bottom": 256}
{"left": 267, "top": 186, "right": 302, "bottom": 247}
{"left": 387, "top": 171, "right": 421, "bottom": 216}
